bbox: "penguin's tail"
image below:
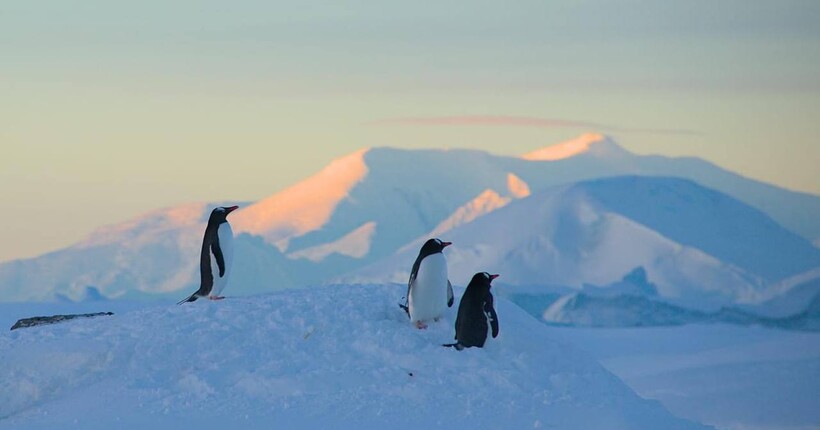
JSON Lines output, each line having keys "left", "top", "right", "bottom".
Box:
{"left": 442, "top": 343, "right": 465, "bottom": 351}
{"left": 177, "top": 293, "right": 199, "bottom": 305}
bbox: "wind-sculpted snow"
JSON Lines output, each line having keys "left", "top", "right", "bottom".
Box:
{"left": 0, "top": 285, "right": 708, "bottom": 430}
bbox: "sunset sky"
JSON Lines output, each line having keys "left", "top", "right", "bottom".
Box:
{"left": 2, "top": 0, "right": 819, "bottom": 262}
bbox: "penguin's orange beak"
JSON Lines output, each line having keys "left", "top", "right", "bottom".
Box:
{"left": 226, "top": 205, "right": 239, "bottom": 214}
{"left": 489, "top": 274, "right": 500, "bottom": 281}
{"left": 442, "top": 241, "right": 452, "bottom": 247}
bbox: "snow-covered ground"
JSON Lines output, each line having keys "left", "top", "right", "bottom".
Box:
{"left": 0, "top": 285, "right": 707, "bottom": 430}
{"left": 546, "top": 324, "right": 820, "bottom": 430}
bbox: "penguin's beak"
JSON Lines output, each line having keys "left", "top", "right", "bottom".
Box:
{"left": 489, "top": 274, "right": 500, "bottom": 281}
{"left": 226, "top": 205, "right": 239, "bottom": 214}
{"left": 442, "top": 241, "right": 452, "bottom": 247}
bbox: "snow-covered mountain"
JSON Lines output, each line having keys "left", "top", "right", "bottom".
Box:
{"left": 744, "top": 268, "right": 820, "bottom": 317}
{"left": 1, "top": 134, "right": 818, "bottom": 304}
{"left": 0, "top": 284, "right": 710, "bottom": 430}
{"left": 0, "top": 202, "right": 231, "bottom": 301}
{"left": 524, "top": 291, "right": 820, "bottom": 331}
{"left": 351, "top": 176, "right": 820, "bottom": 310}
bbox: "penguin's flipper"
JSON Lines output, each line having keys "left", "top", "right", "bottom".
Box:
{"left": 454, "top": 299, "right": 462, "bottom": 340}
{"left": 406, "top": 274, "right": 415, "bottom": 298}
{"left": 211, "top": 240, "right": 226, "bottom": 277}
{"left": 484, "top": 295, "right": 499, "bottom": 338}
{"left": 447, "top": 280, "right": 454, "bottom": 307}
{"left": 406, "top": 255, "right": 420, "bottom": 303}
{"left": 489, "top": 307, "right": 499, "bottom": 338}
{"left": 401, "top": 278, "right": 415, "bottom": 319}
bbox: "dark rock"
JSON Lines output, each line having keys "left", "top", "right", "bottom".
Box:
{"left": 10, "top": 312, "right": 114, "bottom": 331}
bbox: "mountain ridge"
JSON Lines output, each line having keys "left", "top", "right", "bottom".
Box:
{"left": 1, "top": 135, "right": 818, "bottom": 305}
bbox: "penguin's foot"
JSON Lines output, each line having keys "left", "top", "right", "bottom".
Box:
{"left": 208, "top": 296, "right": 226, "bottom": 301}
{"left": 433, "top": 317, "right": 440, "bottom": 322}
{"left": 442, "top": 343, "right": 465, "bottom": 351}
{"left": 414, "top": 321, "right": 428, "bottom": 330}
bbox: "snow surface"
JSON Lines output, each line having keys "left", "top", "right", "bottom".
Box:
{"left": 0, "top": 285, "right": 708, "bottom": 430}
{"left": 546, "top": 324, "right": 820, "bottom": 430}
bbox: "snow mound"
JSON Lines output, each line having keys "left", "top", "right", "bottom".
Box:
{"left": 0, "top": 285, "right": 707, "bottom": 430}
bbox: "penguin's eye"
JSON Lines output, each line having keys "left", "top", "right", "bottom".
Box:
{"left": 435, "top": 239, "right": 442, "bottom": 245}
{"left": 216, "top": 207, "right": 225, "bottom": 212}
{"left": 483, "top": 272, "right": 490, "bottom": 279}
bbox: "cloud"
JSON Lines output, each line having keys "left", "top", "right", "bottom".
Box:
{"left": 369, "top": 115, "right": 701, "bottom": 136}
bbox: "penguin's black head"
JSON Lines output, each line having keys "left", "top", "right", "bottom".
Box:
{"left": 470, "top": 272, "right": 500, "bottom": 289}
{"left": 420, "top": 238, "right": 452, "bottom": 256}
{"left": 209, "top": 205, "right": 239, "bottom": 224}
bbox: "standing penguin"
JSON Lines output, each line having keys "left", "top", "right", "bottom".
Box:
{"left": 402, "top": 238, "right": 454, "bottom": 329}
{"left": 178, "top": 205, "right": 239, "bottom": 304}
{"left": 444, "top": 272, "right": 500, "bottom": 350}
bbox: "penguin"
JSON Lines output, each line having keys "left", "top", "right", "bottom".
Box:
{"left": 444, "top": 272, "right": 500, "bottom": 350}
{"left": 401, "top": 238, "right": 454, "bottom": 329}
{"left": 178, "top": 205, "right": 239, "bottom": 304}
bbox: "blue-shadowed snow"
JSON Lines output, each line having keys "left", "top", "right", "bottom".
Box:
{"left": 546, "top": 324, "right": 820, "bottom": 430}
{"left": 0, "top": 284, "right": 708, "bottom": 430}
{"left": 351, "top": 176, "right": 820, "bottom": 310}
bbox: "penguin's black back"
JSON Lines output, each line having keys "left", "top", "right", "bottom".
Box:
{"left": 454, "top": 273, "right": 499, "bottom": 348}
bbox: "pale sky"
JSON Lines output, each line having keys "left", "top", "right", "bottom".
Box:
{"left": 2, "top": 0, "right": 819, "bottom": 262}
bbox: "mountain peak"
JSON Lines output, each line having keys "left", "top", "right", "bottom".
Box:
{"left": 522, "top": 133, "right": 627, "bottom": 161}
{"left": 232, "top": 148, "right": 370, "bottom": 245}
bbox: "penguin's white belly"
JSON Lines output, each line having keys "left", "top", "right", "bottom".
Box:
{"left": 209, "top": 222, "right": 234, "bottom": 297}
{"left": 409, "top": 253, "right": 448, "bottom": 322}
